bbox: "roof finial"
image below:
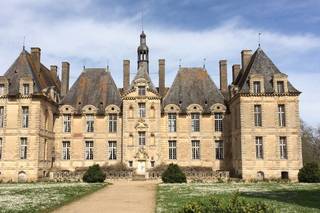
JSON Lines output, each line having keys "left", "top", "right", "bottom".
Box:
{"left": 258, "top": 32, "right": 262, "bottom": 48}
{"left": 179, "top": 58, "right": 182, "bottom": 69}
{"left": 23, "top": 36, "right": 26, "bottom": 50}
{"left": 106, "top": 59, "right": 110, "bottom": 72}
{"left": 203, "top": 58, "right": 206, "bottom": 69}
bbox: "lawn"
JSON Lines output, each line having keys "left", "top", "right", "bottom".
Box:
{"left": 156, "top": 182, "right": 320, "bottom": 213}
{"left": 0, "top": 182, "right": 106, "bottom": 213}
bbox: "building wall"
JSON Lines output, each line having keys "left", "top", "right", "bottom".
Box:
{"left": 237, "top": 95, "right": 302, "bottom": 180}
{"left": 0, "top": 97, "right": 55, "bottom": 182}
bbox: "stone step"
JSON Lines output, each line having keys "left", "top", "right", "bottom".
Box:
{"left": 132, "top": 174, "right": 146, "bottom": 181}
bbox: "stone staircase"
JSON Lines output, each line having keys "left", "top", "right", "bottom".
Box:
{"left": 132, "top": 174, "right": 146, "bottom": 181}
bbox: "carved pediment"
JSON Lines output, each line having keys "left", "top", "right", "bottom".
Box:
{"left": 134, "top": 148, "right": 149, "bottom": 161}
{"left": 135, "top": 119, "right": 148, "bottom": 130}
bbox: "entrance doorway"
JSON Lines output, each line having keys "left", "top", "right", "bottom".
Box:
{"left": 136, "top": 161, "right": 146, "bottom": 175}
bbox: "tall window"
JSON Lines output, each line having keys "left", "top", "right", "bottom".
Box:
{"left": 0, "top": 106, "right": 4, "bottom": 128}
{"left": 86, "top": 114, "right": 94, "bottom": 132}
{"left": 109, "top": 114, "right": 117, "bottom": 133}
{"left": 62, "top": 141, "right": 70, "bottom": 160}
{"left": 168, "top": 113, "right": 177, "bottom": 132}
{"left": 20, "top": 137, "right": 28, "bottom": 159}
{"left": 138, "top": 132, "right": 146, "bottom": 146}
{"left": 23, "top": 84, "right": 30, "bottom": 95}
{"left": 168, "top": 140, "right": 177, "bottom": 160}
{"left": 215, "top": 140, "right": 224, "bottom": 160}
{"left": 191, "top": 113, "right": 200, "bottom": 132}
{"left": 85, "top": 141, "right": 94, "bottom": 160}
{"left": 108, "top": 141, "right": 117, "bottom": 160}
{"left": 0, "top": 138, "right": 2, "bottom": 160}
{"left": 255, "top": 137, "right": 263, "bottom": 159}
{"left": 254, "top": 105, "right": 262, "bottom": 127}
{"left": 278, "top": 105, "right": 286, "bottom": 127}
{"left": 214, "top": 113, "right": 223, "bottom": 132}
{"left": 138, "top": 86, "right": 146, "bottom": 96}
{"left": 22, "top": 106, "right": 29, "bottom": 128}
{"left": 63, "top": 115, "right": 71, "bottom": 133}
{"left": 277, "top": 81, "right": 285, "bottom": 93}
{"left": 253, "top": 81, "right": 261, "bottom": 93}
{"left": 138, "top": 103, "right": 146, "bottom": 118}
{"left": 191, "top": 140, "right": 200, "bottom": 160}
{"left": 0, "top": 84, "right": 4, "bottom": 96}
{"left": 279, "top": 137, "right": 288, "bottom": 159}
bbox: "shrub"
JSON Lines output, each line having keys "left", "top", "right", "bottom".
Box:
{"left": 82, "top": 164, "right": 106, "bottom": 183}
{"left": 180, "top": 191, "right": 272, "bottom": 213}
{"left": 298, "top": 162, "right": 320, "bottom": 183}
{"left": 161, "top": 163, "right": 187, "bottom": 183}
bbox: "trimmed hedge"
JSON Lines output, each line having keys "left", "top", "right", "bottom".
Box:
{"left": 298, "top": 162, "right": 320, "bottom": 183}
{"left": 180, "top": 191, "right": 272, "bottom": 213}
{"left": 162, "top": 163, "right": 187, "bottom": 183}
{"left": 83, "top": 164, "right": 106, "bottom": 183}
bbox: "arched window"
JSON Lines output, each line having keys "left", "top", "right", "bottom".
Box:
{"left": 257, "top": 171, "right": 264, "bottom": 180}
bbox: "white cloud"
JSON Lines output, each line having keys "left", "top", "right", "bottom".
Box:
{"left": 0, "top": 1, "right": 319, "bottom": 126}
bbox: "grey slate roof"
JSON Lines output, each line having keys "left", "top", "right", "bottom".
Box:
{"left": 163, "top": 67, "right": 225, "bottom": 113}
{"left": 235, "top": 48, "right": 300, "bottom": 94}
{"left": 4, "top": 49, "right": 60, "bottom": 95}
{"left": 130, "top": 62, "right": 157, "bottom": 92}
{"left": 61, "top": 68, "right": 121, "bottom": 114}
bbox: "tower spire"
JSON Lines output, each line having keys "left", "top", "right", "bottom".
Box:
{"left": 137, "top": 30, "right": 149, "bottom": 72}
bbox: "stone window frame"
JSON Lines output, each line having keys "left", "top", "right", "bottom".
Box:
{"left": 277, "top": 104, "right": 286, "bottom": 127}
{"left": 20, "top": 137, "right": 28, "bottom": 160}
{"left": 108, "top": 141, "right": 117, "bottom": 160}
{"left": 84, "top": 140, "right": 94, "bottom": 160}
{"left": 0, "top": 137, "right": 3, "bottom": 160}
{"left": 0, "top": 77, "right": 9, "bottom": 96}
{"left": 215, "top": 140, "right": 224, "bottom": 160}
{"left": 187, "top": 104, "right": 203, "bottom": 133}
{"left": 168, "top": 140, "right": 177, "bottom": 160}
{"left": 21, "top": 106, "right": 29, "bottom": 128}
{"left": 279, "top": 136, "right": 288, "bottom": 159}
{"left": 255, "top": 136, "right": 264, "bottom": 159}
{"left": 210, "top": 103, "right": 226, "bottom": 133}
{"left": 0, "top": 105, "right": 5, "bottom": 128}
{"left": 82, "top": 105, "right": 97, "bottom": 133}
{"left": 59, "top": 105, "right": 75, "bottom": 133}
{"left": 191, "top": 140, "right": 200, "bottom": 160}
{"left": 62, "top": 141, "right": 71, "bottom": 160}
{"left": 249, "top": 74, "right": 264, "bottom": 94}
{"left": 134, "top": 79, "right": 150, "bottom": 96}
{"left": 138, "top": 102, "right": 146, "bottom": 118}
{"left": 19, "top": 77, "right": 34, "bottom": 96}
{"left": 273, "top": 73, "right": 288, "bottom": 93}
{"left": 164, "top": 104, "right": 181, "bottom": 133}
{"left": 105, "top": 105, "right": 120, "bottom": 133}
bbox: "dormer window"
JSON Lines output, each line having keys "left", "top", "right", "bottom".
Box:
{"left": 138, "top": 86, "right": 146, "bottom": 96}
{"left": 277, "top": 81, "right": 285, "bottom": 93}
{"left": 0, "top": 84, "right": 5, "bottom": 96}
{"left": 23, "top": 84, "right": 30, "bottom": 95}
{"left": 253, "top": 81, "right": 261, "bottom": 93}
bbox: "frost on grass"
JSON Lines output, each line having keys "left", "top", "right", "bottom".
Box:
{"left": 0, "top": 183, "right": 103, "bottom": 213}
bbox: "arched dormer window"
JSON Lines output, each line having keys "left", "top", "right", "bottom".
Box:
{"left": 82, "top": 105, "right": 97, "bottom": 133}
{"left": 59, "top": 105, "right": 75, "bottom": 133}
{"left": 187, "top": 104, "right": 203, "bottom": 132}
{"left": 164, "top": 104, "right": 181, "bottom": 133}
{"left": 210, "top": 103, "right": 226, "bottom": 133}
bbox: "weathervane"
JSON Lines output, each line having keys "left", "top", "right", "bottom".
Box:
{"left": 107, "top": 59, "right": 110, "bottom": 72}
{"left": 179, "top": 58, "right": 182, "bottom": 68}
{"left": 258, "top": 32, "right": 262, "bottom": 48}
{"left": 203, "top": 58, "right": 206, "bottom": 69}
{"left": 23, "top": 36, "right": 26, "bottom": 50}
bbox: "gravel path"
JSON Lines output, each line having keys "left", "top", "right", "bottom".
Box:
{"left": 53, "top": 180, "right": 157, "bottom": 213}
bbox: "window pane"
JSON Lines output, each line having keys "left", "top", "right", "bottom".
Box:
{"left": 278, "top": 105, "right": 286, "bottom": 127}
{"left": 192, "top": 140, "right": 200, "bottom": 159}
{"left": 168, "top": 113, "right": 177, "bottom": 132}
{"left": 253, "top": 81, "right": 261, "bottom": 93}
{"left": 22, "top": 107, "right": 29, "bottom": 128}
{"left": 20, "top": 138, "right": 27, "bottom": 159}
{"left": 108, "top": 141, "right": 117, "bottom": 160}
{"left": 86, "top": 115, "right": 94, "bottom": 132}
{"left": 277, "top": 81, "right": 285, "bottom": 93}
{"left": 215, "top": 140, "right": 224, "bottom": 160}
{"left": 0, "top": 106, "right": 4, "bottom": 128}
{"left": 109, "top": 114, "right": 117, "bottom": 133}
{"left": 0, "top": 138, "right": 2, "bottom": 160}
{"left": 254, "top": 105, "right": 262, "bottom": 127}
{"left": 255, "top": 137, "right": 263, "bottom": 159}
{"left": 62, "top": 141, "right": 70, "bottom": 160}
{"left": 85, "top": 141, "right": 94, "bottom": 160}
{"left": 139, "top": 132, "right": 146, "bottom": 146}
{"left": 214, "top": 113, "right": 223, "bottom": 132}
{"left": 280, "top": 137, "right": 288, "bottom": 159}
{"left": 168, "top": 140, "right": 177, "bottom": 160}
{"left": 138, "top": 103, "right": 146, "bottom": 118}
{"left": 191, "top": 113, "right": 200, "bottom": 132}
{"left": 63, "top": 115, "right": 71, "bottom": 132}
{"left": 138, "top": 86, "right": 146, "bottom": 96}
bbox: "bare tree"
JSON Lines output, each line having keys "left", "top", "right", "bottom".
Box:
{"left": 301, "top": 120, "right": 320, "bottom": 165}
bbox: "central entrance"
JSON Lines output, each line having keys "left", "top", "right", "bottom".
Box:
{"left": 136, "top": 161, "right": 146, "bottom": 175}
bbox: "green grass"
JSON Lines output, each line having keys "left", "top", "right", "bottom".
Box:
{"left": 0, "top": 182, "right": 106, "bottom": 213}
{"left": 156, "top": 182, "right": 320, "bottom": 213}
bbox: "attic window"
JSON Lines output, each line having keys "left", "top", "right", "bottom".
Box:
{"left": 253, "top": 81, "right": 261, "bottom": 93}
{"left": 277, "top": 81, "right": 285, "bottom": 93}
{"left": 66, "top": 108, "right": 69, "bottom": 111}
{"left": 171, "top": 107, "right": 174, "bottom": 110}
{"left": 23, "top": 84, "right": 30, "bottom": 95}
{"left": 138, "top": 86, "right": 146, "bottom": 96}
{"left": 78, "top": 102, "right": 81, "bottom": 105}
{"left": 0, "top": 84, "right": 5, "bottom": 96}
{"left": 193, "top": 106, "right": 197, "bottom": 110}
{"left": 88, "top": 107, "right": 92, "bottom": 111}
{"left": 111, "top": 107, "right": 114, "bottom": 110}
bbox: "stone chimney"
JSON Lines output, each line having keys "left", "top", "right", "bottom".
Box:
{"left": 50, "top": 65, "right": 58, "bottom": 83}
{"left": 31, "top": 47, "right": 41, "bottom": 74}
{"left": 123, "top": 60, "right": 130, "bottom": 91}
{"left": 61, "top": 62, "right": 70, "bottom": 97}
{"left": 241, "top": 50, "right": 252, "bottom": 72}
{"left": 232, "top": 64, "right": 241, "bottom": 83}
{"left": 159, "top": 59, "right": 165, "bottom": 97}
{"left": 219, "top": 60, "right": 228, "bottom": 93}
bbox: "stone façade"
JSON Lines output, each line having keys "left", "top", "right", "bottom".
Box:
{"left": 0, "top": 32, "right": 302, "bottom": 182}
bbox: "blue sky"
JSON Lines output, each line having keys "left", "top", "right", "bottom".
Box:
{"left": 0, "top": 0, "right": 319, "bottom": 126}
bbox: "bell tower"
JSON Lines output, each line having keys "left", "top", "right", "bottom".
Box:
{"left": 137, "top": 31, "right": 149, "bottom": 72}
